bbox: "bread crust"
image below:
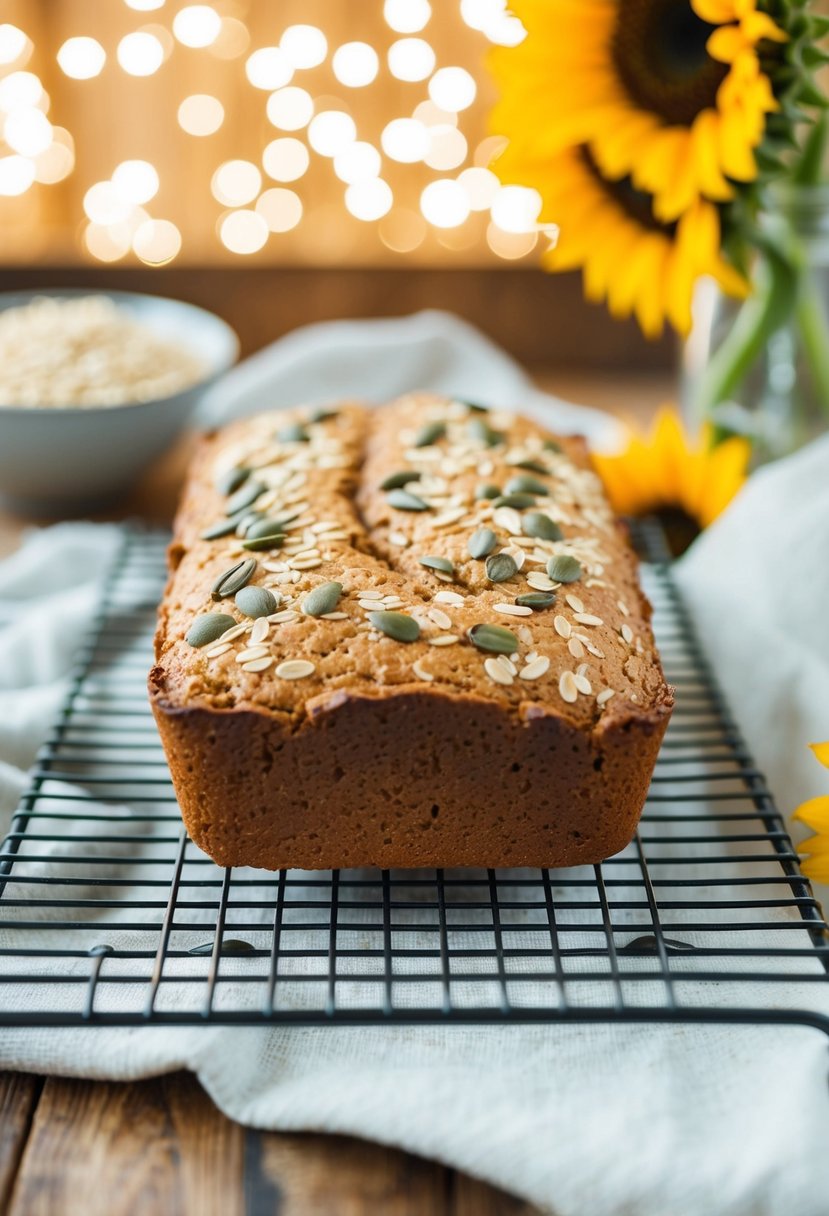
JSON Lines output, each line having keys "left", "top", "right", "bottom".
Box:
{"left": 150, "top": 395, "right": 673, "bottom": 870}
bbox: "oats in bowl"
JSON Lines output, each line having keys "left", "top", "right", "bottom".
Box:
{"left": 0, "top": 294, "right": 207, "bottom": 408}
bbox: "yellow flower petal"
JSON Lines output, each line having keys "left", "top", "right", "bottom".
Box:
{"left": 793, "top": 797, "right": 829, "bottom": 833}
{"left": 811, "top": 743, "right": 829, "bottom": 769}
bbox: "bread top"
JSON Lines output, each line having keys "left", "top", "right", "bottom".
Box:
{"left": 152, "top": 395, "right": 672, "bottom": 732}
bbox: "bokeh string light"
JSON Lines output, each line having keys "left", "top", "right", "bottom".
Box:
{"left": 0, "top": 4, "right": 551, "bottom": 267}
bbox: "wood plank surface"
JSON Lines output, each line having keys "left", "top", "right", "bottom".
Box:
{"left": 3, "top": 1073, "right": 541, "bottom": 1216}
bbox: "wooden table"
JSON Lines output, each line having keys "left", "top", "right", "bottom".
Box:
{"left": 0, "top": 371, "right": 669, "bottom": 1215}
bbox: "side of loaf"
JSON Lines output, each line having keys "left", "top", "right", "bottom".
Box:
{"left": 149, "top": 395, "right": 673, "bottom": 870}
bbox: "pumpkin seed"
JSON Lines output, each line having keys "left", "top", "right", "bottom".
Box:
{"left": 492, "top": 493, "right": 536, "bottom": 510}
{"left": 241, "top": 533, "right": 286, "bottom": 552}
{"left": 381, "top": 469, "right": 421, "bottom": 491}
{"left": 235, "top": 585, "right": 278, "bottom": 618}
{"left": 226, "top": 479, "right": 266, "bottom": 516}
{"left": 368, "top": 610, "right": 421, "bottom": 642}
{"left": 419, "top": 555, "right": 454, "bottom": 575}
{"left": 523, "top": 512, "right": 563, "bottom": 541}
{"left": 246, "top": 517, "right": 291, "bottom": 541}
{"left": 235, "top": 510, "right": 264, "bottom": 537}
{"left": 309, "top": 406, "right": 338, "bottom": 423}
{"left": 512, "top": 458, "right": 549, "bottom": 475}
{"left": 387, "top": 488, "right": 430, "bottom": 512}
{"left": 277, "top": 421, "right": 309, "bottom": 443}
{"left": 413, "top": 420, "right": 446, "bottom": 448}
{"left": 211, "top": 557, "right": 257, "bottom": 600}
{"left": 468, "top": 417, "right": 503, "bottom": 447}
{"left": 475, "top": 483, "right": 501, "bottom": 501}
{"left": 515, "top": 592, "right": 556, "bottom": 610}
{"left": 547, "top": 554, "right": 582, "bottom": 583}
{"left": 186, "top": 612, "right": 237, "bottom": 648}
{"left": 485, "top": 552, "right": 518, "bottom": 583}
{"left": 543, "top": 438, "right": 563, "bottom": 453}
{"left": 464, "top": 400, "right": 489, "bottom": 413}
{"left": 302, "top": 580, "right": 343, "bottom": 617}
{"left": 468, "top": 622, "right": 519, "bottom": 655}
{"left": 200, "top": 513, "right": 246, "bottom": 540}
{"left": 468, "top": 527, "right": 497, "bottom": 559}
{"left": 215, "top": 465, "right": 249, "bottom": 496}
{"left": 505, "top": 474, "right": 549, "bottom": 496}
{"left": 189, "top": 938, "right": 256, "bottom": 957}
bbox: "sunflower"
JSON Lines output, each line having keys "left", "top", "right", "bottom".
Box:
{"left": 496, "top": 141, "right": 748, "bottom": 336}
{"left": 593, "top": 408, "right": 750, "bottom": 541}
{"left": 489, "top": 0, "right": 787, "bottom": 224}
{"left": 794, "top": 743, "right": 829, "bottom": 884}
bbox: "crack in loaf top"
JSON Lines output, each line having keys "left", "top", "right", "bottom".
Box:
{"left": 152, "top": 394, "right": 672, "bottom": 731}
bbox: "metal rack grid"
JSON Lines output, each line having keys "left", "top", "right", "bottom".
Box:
{"left": 1, "top": 523, "right": 828, "bottom": 1031}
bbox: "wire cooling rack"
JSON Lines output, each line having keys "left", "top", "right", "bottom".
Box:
{"left": 1, "top": 522, "right": 828, "bottom": 1031}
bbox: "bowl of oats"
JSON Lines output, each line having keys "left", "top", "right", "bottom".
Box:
{"left": 0, "top": 289, "right": 239, "bottom": 514}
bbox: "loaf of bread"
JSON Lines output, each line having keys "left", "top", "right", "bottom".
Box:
{"left": 150, "top": 395, "right": 673, "bottom": 870}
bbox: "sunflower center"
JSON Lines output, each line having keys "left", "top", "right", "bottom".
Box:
{"left": 579, "top": 147, "right": 674, "bottom": 236}
{"left": 611, "top": 0, "right": 728, "bottom": 126}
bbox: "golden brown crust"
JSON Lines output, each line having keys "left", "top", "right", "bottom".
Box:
{"left": 150, "top": 394, "right": 673, "bottom": 870}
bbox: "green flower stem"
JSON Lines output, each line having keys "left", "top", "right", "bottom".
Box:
{"left": 794, "top": 269, "right": 829, "bottom": 417}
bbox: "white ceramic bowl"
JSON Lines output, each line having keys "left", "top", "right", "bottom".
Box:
{"left": 0, "top": 288, "right": 239, "bottom": 515}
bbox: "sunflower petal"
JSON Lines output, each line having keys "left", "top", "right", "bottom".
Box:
{"left": 811, "top": 743, "right": 829, "bottom": 769}
{"left": 793, "top": 797, "right": 829, "bottom": 832}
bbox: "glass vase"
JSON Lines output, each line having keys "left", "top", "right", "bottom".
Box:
{"left": 683, "top": 184, "right": 829, "bottom": 466}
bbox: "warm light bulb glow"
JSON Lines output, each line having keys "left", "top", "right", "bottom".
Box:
{"left": 474, "top": 134, "right": 508, "bottom": 168}
{"left": 117, "top": 32, "right": 165, "bottom": 76}
{"left": 424, "top": 125, "right": 467, "bottom": 171}
{"left": 3, "top": 108, "right": 52, "bottom": 157}
{"left": 112, "top": 159, "right": 159, "bottom": 205}
{"left": 245, "top": 47, "right": 293, "bottom": 90}
{"left": 345, "top": 179, "right": 393, "bottom": 221}
{"left": 413, "top": 100, "right": 457, "bottom": 128}
{"left": 384, "top": 0, "right": 431, "bottom": 33}
{"left": 333, "top": 141, "right": 381, "bottom": 185}
{"left": 211, "top": 159, "right": 261, "bottom": 206}
{"left": 210, "top": 17, "right": 249, "bottom": 59}
{"left": 84, "top": 222, "right": 131, "bottom": 263}
{"left": 83, "top": 181, "right": 133, "bottom": 225}
{"left": 173, "top": 5, "right": 221, "bottom": 48}
{"left": 460, "top": 0, "right": 525, "bottom": 45}
{"left": 381, "top": 118, "right": 429, "bottom": 164}
{"left": 262, "top": 137, "right": 309, "bottom": 182}
{"left": 332, "top": 42, "right": 379, "bottom": 88}
{"left": 379, "top": 208, "right": 427, "bottom": 252}
{"left": 280, "top": 25, "right": 327, "bottom": 69}
{"left": 133, "top": 218, "right": 182, "bottom": 265}
{"left": 0, "top": 72, "right": 43, "bottom": 112}
{"left": 256, "top": 188, "right": 303, "bottom": 233}
{"left": 33, "top": 128, "right": 74, "bottom": 183}
{"left": 177, "top": 93, "right": 224, "bottom": 136}
{"left": 0, "top": 154, "right": 34, "bottom": 196}
{"left": 486, "top": 223, "right": 537, "bottom": 259}
{"left": 420, "top": 179, "right": 470, "bottom": 228}
{"left": 490, "top": 185, "right": 542, "bottom": 233}
{"left": 219, "top": 209, "right": 269, "bottom": 253}
{"left": 266, "top": 86, "right": 313, "bottom": 131}
{"left": 57, "top": 36, "right": 106, "bottom": 80}
{"left": 0, "top": 25, "right": 30, "bottom": 66}
{"left": 387, "top": 38, "right": 435, "bottom": 82}
{"left": 428, "top": 67, "right": 476, "bottom": 112}
{"left": 459, "top": 166, "right": 499, "bottom": 211}
{"left": 124, "top": 0, "right": 166, "bottom": 10}
{"left": 308, "top": 111, "right": 356, "bottom": 157}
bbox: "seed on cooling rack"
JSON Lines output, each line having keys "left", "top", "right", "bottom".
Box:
{"left": 523, "top": 513, "right": 563, "bottom": 542}
{"left": 505, "top": 474, "right": 549, "bottom": 497}
{"left": 214, "top": 465, "right": 250, "bottom": 496}
{"left": 368, "top": 610, "right": 421, "bottom": 642}
{"left": 381, "top": 469, "right": 421, "bottom": 491}
{"left": 419, "top": 555, "right": 454, "bottom": 576}
{"left": 235, "top": 585, "right": 278, "bottom": 618}
{"left": 468, "top": 527, "right": 497, "bottom": 559}
{"left": 276, "top": 421, "right": 309, "bottom": 443}
{"left": 302, "top": 581, "right": 343, "bottom": 617}
{"left": 186, "top": 612, "right": 237, "bottom": 648}
{"left": 412, "top": 420, "right": 446, "bottom": 448}
{"left": 387, "top": 488, "right": 430, "bottom": 512}
{"left": 211, "top": 557, "right": 257, "bottom": 601}
{"left": 492, "top": 493, "right": 536, "bottom": 510}
{"left": 515, "top": 592, "right": 556, "bottom": 610}
{"left": 547, "top": 554, "right": 582, "bottom": 583}
{"left": 475, "top": 483, "right": 501, "bottom": 501}
{"left": 485, "top": 552, "right": 518, "bottom": 584}
{"left": 226, "top": 479, "right": 266, "bottom": 516}
{"left": 467, "top": 622, "right": 518, "bottom": 655}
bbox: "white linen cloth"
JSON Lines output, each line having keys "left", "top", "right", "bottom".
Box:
{"left": 2, "top": 313, "right": 829, "bottom": 1216}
